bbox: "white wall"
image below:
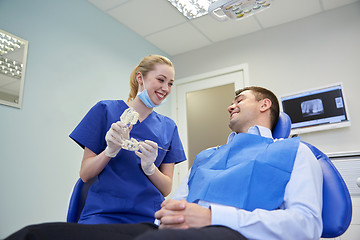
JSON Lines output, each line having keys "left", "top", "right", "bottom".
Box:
{"left": 0, "top": 0, "right": 171, "bottom": 238}
{"left": 173, "top": 2, "right": 360, "bottom": 155}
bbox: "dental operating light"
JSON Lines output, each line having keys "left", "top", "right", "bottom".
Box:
{"left": 168, "top": 0, "right": 273, "bottom": 20}
{"left": 208, "top": 0, "right": 273, "bottom": 21}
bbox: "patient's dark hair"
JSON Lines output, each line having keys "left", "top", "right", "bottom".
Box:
{"left": 235, "top": 86, "right": 280, "bottom": 130}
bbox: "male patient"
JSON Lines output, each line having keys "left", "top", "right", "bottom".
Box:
{"left": 5, "top": 86, "right": 323, "bottom": 240}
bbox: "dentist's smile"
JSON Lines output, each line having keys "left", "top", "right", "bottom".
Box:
{"left": 155, "top": 91, "right": 166, "bottom": 99}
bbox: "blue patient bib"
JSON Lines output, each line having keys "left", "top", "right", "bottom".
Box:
{"left": 187, "top": 133, "right": 300, "bottom": 211}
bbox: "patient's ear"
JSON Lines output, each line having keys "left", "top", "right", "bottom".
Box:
{"left": 260, "top": 98, "right": 272, "bottom": 112}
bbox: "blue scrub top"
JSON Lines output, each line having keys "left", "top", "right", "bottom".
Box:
{"left": 70, "top": 100, "right": 186, "bottom": 224}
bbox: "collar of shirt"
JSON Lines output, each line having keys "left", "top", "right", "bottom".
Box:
{"left": 226, "top": 125, "right": 273, "bottom": 144}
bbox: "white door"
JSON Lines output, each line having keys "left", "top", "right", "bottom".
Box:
{"left": 169, "top": 64, "right": 249, "bottom": 196}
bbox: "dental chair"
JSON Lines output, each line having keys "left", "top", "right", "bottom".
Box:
{"left": 274, "top": 112, "right": 352, "bottom": 238}
{"left": 67, "top": 176, "right": 97, "bottom": 223}
{"left": 67, "top": 112, "right": 353, "bottom": 238}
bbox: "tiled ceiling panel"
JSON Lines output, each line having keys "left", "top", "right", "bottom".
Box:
{"left": 88, "top": 0, "right": 360, "bottom": 56}
{"left": 192, "top": 14, "right": 262, "bottom": 42}
{"left": 107, "top": 0, "right": 186, "bottom": 37}
{"left": 145, "top": 22, "right": 212, "bottom": 56}
{"left": 88, "top": 0, "right": 129, "bottom": 11}
{"left": 255, "top": 0, "right": 322, "bottom": 28}
{"left": 321, "top": 0, "right": 360, "bottom": 10}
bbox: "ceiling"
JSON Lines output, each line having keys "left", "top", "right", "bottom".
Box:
{"left": 88, "top": 0, "right": 359, "bottom": 56}
{"left": 1, "top": 0, "right": 358, "bottom": 103}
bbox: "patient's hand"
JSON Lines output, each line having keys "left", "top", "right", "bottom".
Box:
{"left": 155, "top": 199, "right": 211, "bottom": 229}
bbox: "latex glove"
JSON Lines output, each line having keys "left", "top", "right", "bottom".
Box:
{"left": 104, "top": 121, "right": 130, "bottom": 157}
{"left": 135, "top": 140, "right": 158, "bottom": 175}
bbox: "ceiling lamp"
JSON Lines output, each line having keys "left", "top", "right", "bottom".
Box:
{"left": 168, "top": 0, "right": 217, "bottom": 19}
{"left": 208, "top": 0, "right": 273, "bottom": 21}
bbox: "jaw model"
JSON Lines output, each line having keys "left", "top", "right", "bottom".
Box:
{"left": 120, "top": 107, "right": 141, "bottom": 151}
{"left": 119, "top": 107, "right": 168, "bottom": 152}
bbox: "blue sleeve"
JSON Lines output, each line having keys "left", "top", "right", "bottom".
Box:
{"left": 69, "top": 102, "right": 108, "bottom": 155}
{"left": 162, "top": 124, "right": 187, "bottom": 164}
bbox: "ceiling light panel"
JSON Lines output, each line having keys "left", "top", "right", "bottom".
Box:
{"left": 168, "top": 0, "right": 217, "bottom": 19}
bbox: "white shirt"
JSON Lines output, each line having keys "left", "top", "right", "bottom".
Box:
{"left": 173, "top": 126, "right": 323, "bottom": 240}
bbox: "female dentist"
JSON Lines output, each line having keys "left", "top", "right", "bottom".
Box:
{"left": 69, "top": 55, "right": 186, "bottom": 224}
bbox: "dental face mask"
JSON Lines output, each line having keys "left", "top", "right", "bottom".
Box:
{"left": 137, "top": 75, "right": 166, "bottom": 108}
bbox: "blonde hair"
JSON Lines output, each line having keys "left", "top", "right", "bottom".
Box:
{"left": 127, "top": 55, "right": 174, "bottom": 101}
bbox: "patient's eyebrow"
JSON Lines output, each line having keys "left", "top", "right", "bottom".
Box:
{"left": 234, "top": 94, "right": 245, "bottom": 102}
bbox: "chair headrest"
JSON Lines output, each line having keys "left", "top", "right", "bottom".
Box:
{"left": 272, "top": 112, "right": 291, "bottom": 139}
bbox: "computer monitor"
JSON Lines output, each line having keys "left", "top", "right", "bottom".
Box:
{"left": 280, "top": 83, "right": 351, "bottom": 135}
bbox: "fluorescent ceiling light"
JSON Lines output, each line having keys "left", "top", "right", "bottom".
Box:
{"left": 168, "top": 0, "right": 217, "bottom": 19}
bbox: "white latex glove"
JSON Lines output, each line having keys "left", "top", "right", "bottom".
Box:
{"left": 104, "top": 121, "right": 131, "bottom": 157}
{"left": 135, "top": 140, "right": 158, "bottom": 175}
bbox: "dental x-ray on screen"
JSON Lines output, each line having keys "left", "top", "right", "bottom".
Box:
{"left": 281, "top": 83, "right": 350, "bottom": 135}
